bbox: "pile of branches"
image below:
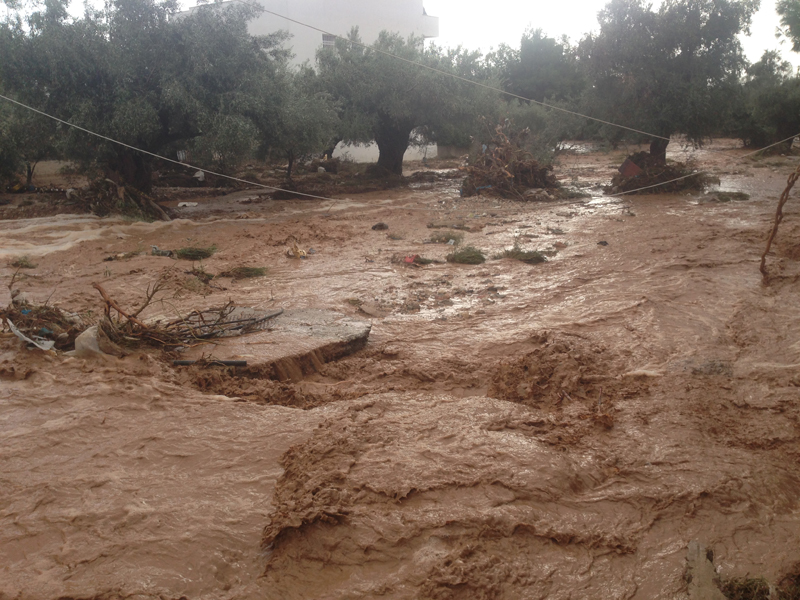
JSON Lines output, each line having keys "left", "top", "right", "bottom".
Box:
{"left": 608, "top": 151, "right": 709, "bottom": 194}
{"left": 74, "top": 179, "right": 171, "bottom": 221}
{"left": 93, "top": 281, "right": 277, "bottom": 350}
{"left": 1, "top": 271, "right": 86, "bottom": 350}
{"left": 1, "top": 298, "right": 85, "bottom": 350}
{"left": 461, "top": 125, "right": 558, "bottom": 199}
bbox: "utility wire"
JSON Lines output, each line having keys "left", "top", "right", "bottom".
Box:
{"left": 3, "top": 3, "right": 797, "bottom": 200}
{"left": 3, "top": 0, "right": 800, "bottom": 203}
{"left": 0, "top": 92, "right": 336, "bottom": 202}
{"left": 2, "top": 91, "right": 797, "bottom": 202}
{"left": 607, "top": 131, "right": 800, "bottom": 197}
{"left": 254, "top": 6, "right": 800, "bottom": 188}
{"left": 258, "top": 7, "right": 671, "bottom": 142}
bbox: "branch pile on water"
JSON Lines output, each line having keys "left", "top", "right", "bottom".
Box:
{"left": 607, "top": 151, "right": 712, "bottom": 194}
{"left": 93, "top": 281, "right": 280, "bottom": 350}
{"left": 461, "top": 124, "right": 558, "bottom": 199}
{"left": 1, "top": 299, "right": 86, "bottom": 350}
{"left": 74, "top": 179, "right": 171, "bottom": 221}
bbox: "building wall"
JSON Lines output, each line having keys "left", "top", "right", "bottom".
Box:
{"left": 181, "top": 1, "right": 440, "bottom": 163}
{"left": 333, "top": 142, "right": 437, "bottom": 163}
{"left": 248, "top": 0, "right": 441, "bottom": 162}
{"left": 248, "top": 0, "right": 438, "bottom": 65}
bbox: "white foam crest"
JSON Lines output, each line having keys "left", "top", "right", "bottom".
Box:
{"left": 0, "top": 217, "right": 199, "bottom": 259}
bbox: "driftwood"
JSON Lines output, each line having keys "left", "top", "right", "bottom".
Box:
{"left": 75, "top": 179, "right": 171, "bottom": 221}
{"left": 461, "top": 124, "right": 557, "bottom": 199}
{"left": 760, "top": 162, "right": 800, "bottom": 281}
{"left": 92, "top": 281, "right": 282, "bottom": 349}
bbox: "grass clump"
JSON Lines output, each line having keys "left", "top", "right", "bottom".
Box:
{"left": 719, "top": 574, "right": 800, "bottom": 600}
{"left": 413, "top": 256, "right": 437, "bottom": 265}
{"left": 176, "top": 245, "right": 217, "bottom": 261}
{"left": 219, "top": 266, "right": 267, "bottom": 279}
{"left": 428, "top": 222, "right": 472, "bottom": 231}
{"left": 497, "top": 247, "right": 547, "bottom": 264}
{"left": 9, "top": 256, "right": 37, "bottom": 269}
{"left": 715, "top": 191, "right": 750, "bottom": 202}
{"left": 428, "top": 230, "right": 464, "bottom": 245}
{"left": 446, "top": 246, "right": 486, "bottom": 265}
{"left": 719, "top": 577, "right": 771, "bottom": 600}
{"left": 190, "top": 266, "right": 214, "bottom": 284}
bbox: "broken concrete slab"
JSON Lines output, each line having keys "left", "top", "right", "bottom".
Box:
{"left": 686, "top": 540, "right": 726, "bottom": 600}
{"left": 180, "top": 309, "right": 370, "bottom": 382}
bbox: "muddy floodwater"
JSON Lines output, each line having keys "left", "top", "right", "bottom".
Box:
{"left": 2, "top": 141, "right": 800, "bottom": 599}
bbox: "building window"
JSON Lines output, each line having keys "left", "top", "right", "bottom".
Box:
{"left": 322, "top": 34, "right": 336, "bottom": 48}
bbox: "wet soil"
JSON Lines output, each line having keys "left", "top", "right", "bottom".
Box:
{"left": 2, "top": 140, "right": 800, "bottom": 599}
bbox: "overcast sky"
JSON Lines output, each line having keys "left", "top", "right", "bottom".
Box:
{"left": 425, "top": 0, "right": 800, "bottom": 67}
{"left": 4, "top": 0, "right": 797, "bottom": 68}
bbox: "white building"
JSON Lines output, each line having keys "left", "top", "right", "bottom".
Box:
{"left": 243, "top": 0, "right": 438, "bottom": 66}
{"left": 184, "top": 1, "right": 440, "bottom": 162}
{"left": 248, "top": 0, "right": 440, "bottom": 162}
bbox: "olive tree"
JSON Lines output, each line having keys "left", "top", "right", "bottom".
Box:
{"left": 777, "top": 0, "right": 800, "bottom": 52}
{"left": 726, "top": 51, "right": 800, "bottom": 150}
{"left": 268, "top": 66, "right": 340, "bottom": 179}
{"left": 0, "top": 0, "right": 292, "bottom": 190}
{"left": 579, "top": 0, "right": 758, "bottom": 163}
{"left": 317, "top": 31, "right": 497, "bottom": 175}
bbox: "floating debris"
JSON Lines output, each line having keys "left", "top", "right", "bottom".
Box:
{"left": 446, "top": 246, "right": 486, "bottom": 265}
{"left": 175, "top": 245, "right": 217, "bottom": 261}
{"left": 219, "top": 267, "right": 267, "bottom": 279}
{"left": 461, "top": 123, "right": 558, "bottom": 199}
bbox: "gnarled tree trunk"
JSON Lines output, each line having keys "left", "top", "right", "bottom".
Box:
{"left": 649, "top": 138, "right": 670, "bottom": 165}
{"left": 25, "top": 161, "right": 37, "bottom": 187}
{"left": 107, "top": 150, "right": 153, "bottom": 192}
{"left": 374, "top": 120, "right": 413, "bottom": 176}
{"left": 286, "top": 150, "right": 295, "bottom": 180}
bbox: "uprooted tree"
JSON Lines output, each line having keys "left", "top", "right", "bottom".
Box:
{"left": 316, "top": 30, "right": 497, "bottom": 176}
{"left": 579, "top": 0, "right": 758, "bottom": 164}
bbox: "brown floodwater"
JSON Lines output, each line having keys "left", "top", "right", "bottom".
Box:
{"left": 1, "top": 141, "right": 800, "bottom": 599}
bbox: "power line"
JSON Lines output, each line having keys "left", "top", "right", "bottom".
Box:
{"left": 257, "top": 7, "right": 671, "bottom": 142}
{"left": 3, "top": 2, "right": 799, "bottom": 202}
{"left": 255, "top": 5, "right": 800, "bottom": 186}
{"left": 2, "top": 2, "right": 794, "bottom": 199}
{"left": 0, "top": 92, "right": 338, "bottom": 202}
{"left": 2, "top": 91, "right": 797, "bottom": 202}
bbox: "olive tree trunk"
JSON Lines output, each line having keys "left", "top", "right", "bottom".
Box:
{"left": 374, "top": 121, "right": 413, "bottom": 176}
{"left": 649, "top": 138, "right": 670, "bottom": 165}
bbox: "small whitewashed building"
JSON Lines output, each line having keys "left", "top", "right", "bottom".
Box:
{"left": 247, "top": 0, "right": 440, "bottom": 162}
{"left": 183, "top": 0, "right": 440, "bottom": 162}
{"left": 248, "top": 0, "right": 439, "bottom": 66}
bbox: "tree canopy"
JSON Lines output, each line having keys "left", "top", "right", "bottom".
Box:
{"left": 316, "top": 31, "right": 497, "bottom": 175}
{"left": 579, "top": 0, "right": 759, "bottom": 161}
{"left": 777, "top": 0, "right": 800, "bottom": 52}
{"left": 492, "top": 29, "right": 585, "bottom": 104}
{"left": 0, "top": 0, "right": 329, "bottom": 189}
{"left": 0, "top": 0, "right": 794, "bottom": 192}
{"left": 725, "top": 50, "right": 800, "bottom": 149}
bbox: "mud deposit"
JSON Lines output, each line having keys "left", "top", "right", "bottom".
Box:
{"left": 2, "top": 142, "right": 800, "bottom": 599}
